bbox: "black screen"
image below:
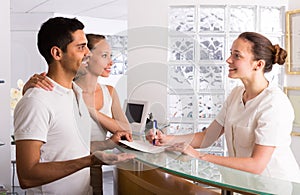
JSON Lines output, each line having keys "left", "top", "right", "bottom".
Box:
{"left": 125, "top": 103, "right": 144, "bottom": 123}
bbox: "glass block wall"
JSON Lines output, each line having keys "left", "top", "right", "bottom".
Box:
{"left": 167, "top": 5, "right": 285, "bottom": 155}
{"left": 106, "top": 35, "right": 128, "bottom": 75}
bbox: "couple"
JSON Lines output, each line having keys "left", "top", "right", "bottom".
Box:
{"left": 14, "top": 17, "right": 134, "bottom": 195}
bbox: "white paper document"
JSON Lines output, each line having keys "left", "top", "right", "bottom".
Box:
{"left": 119, "top": 140, "right": 167, "bottom": 154}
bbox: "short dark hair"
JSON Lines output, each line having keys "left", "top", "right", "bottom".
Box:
{"left": 37, "top": 17, "right": 85, "bottom": 64}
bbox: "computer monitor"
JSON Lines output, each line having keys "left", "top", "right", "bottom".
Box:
{"left": 123, "top": 99, "right": 150, "bottom": 135}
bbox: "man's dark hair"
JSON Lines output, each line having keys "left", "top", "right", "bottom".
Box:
{"left": 37, "top": 17, "right": 84, "bottom": 64}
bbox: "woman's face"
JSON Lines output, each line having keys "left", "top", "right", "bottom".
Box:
{"left": 87, "top": 39, "right": 113, "bottom": 77}
{"left": 226, "top": 38, "right": 257, "bottom": 80}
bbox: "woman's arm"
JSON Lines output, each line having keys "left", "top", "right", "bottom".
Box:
{"left": 197, "top": 120, "right": 224, "bottom": 148}
{"left": 22, "top": 72, "right": 54, "bottom": 95}
{"left": 165, "top": 120, "right": 273, "bottom": 175}
{"left": 90, "top": 86, "right": 131, "bottom": 134}
{"left": 201, "top": 144, "right": 275, "bottom": 174}
{"left": 110, "top": 86, "right": 131, "bottom": 132}
{"left": 146, "top": 120, "right": 224, "bottom": 148}
{"left": 168, "top": 141, "right": 274, "bottom": 175}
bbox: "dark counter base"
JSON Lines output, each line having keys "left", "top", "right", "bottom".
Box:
{"left": 117, "top": 161, "right": 220, "bottom": 195}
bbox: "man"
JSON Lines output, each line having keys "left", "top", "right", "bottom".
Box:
{"left": 14, "top": 17, "right": 134, "bottom": 195}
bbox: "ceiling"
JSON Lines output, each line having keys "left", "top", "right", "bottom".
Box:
{"left": 10, "top": 0, "right": 128, "bottom": 21}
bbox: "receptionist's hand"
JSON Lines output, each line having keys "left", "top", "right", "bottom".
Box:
{"left": 145, "top": 129, "right": 167, "bottom": 146}
{"left": 23, "top": 72, "right": 54, "bottom": 95}
{"left": 165, "top": 142, "right": 201, "bottom": 158}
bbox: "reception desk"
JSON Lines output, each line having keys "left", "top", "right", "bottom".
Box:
{"left": 116, "top": 145, "right": 300, "bottom": 195}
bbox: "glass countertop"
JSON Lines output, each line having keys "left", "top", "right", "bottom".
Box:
{"left": 117, "top": 143, "right": 300, "bottom": 195}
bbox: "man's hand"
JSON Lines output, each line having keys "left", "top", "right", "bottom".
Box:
{"left": 90, "top": 131, "right": 133, "bottom": 152}
{"left": 92, "top": 151, "right": 135, "bottom": 165}
{"left": 109, "top": 130, "right": 132, "bottom": 144}
{"left": 23, "top": 72, "right": 54, "bottom": 95}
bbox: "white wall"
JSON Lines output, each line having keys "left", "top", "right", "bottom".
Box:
{"left": 11, "top": 13, "right": 52, "bottom": 87}
{"left": 127, "top": 0, "right": 169, "bottom": 124}
{"left": 54, "top": 13, "right": 128, "bottom": 35}
{"left": 287, "top": 1, "right": 300, "bottom": 108}
{"left": 286, "top": 1, "right": 300, "bottom": 88}
{"left": 289, "top": 0, "right": 300, "bottom": 10}
{"left": 0, "top": 0, "right": 12, "bottom": 190}
{"left": 287, "top": 0, "right": 300, "bottom": 166}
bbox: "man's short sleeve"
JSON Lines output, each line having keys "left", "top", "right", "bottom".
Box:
{"left": 14, "top": 97, "right": 51, "bottom": 142}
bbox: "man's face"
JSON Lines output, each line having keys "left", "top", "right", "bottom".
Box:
{"left": 60, "top": 30, "right": 90, "bottom": 75}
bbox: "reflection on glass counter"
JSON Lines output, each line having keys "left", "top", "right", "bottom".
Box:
{"left": 117, "top": 144, "right": 300, "bottom": 195}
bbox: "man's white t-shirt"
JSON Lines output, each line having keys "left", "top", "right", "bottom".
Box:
{"left": 216, "top": 85, "right": 300, "bottom": 183}
{"left": 14, "top": 79, "right": 91, "bottom": 195}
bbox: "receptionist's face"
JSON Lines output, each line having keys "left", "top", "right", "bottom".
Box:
{"left": 226, "top": 38, "right": 257, "bottom": 80}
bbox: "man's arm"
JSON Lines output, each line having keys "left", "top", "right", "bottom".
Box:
{"left": 16, "top": 140, "right": 94, "bottom": 189}
{"left": 90, "top": 130, "right": 133, "bottom": 152}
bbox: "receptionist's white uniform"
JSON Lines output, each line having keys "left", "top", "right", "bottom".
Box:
{"left": 90, "top": 84, "right": 112, "bottom": 141}
{"left": 14, "top": 80, "right": 91, "bottom": 195}
{"left": 216, "top": 85, "right": 300, "bottom": 183}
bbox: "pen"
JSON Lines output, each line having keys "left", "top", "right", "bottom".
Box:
{"left": 152, "top": 120, "right": 157, "bottom": 145}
